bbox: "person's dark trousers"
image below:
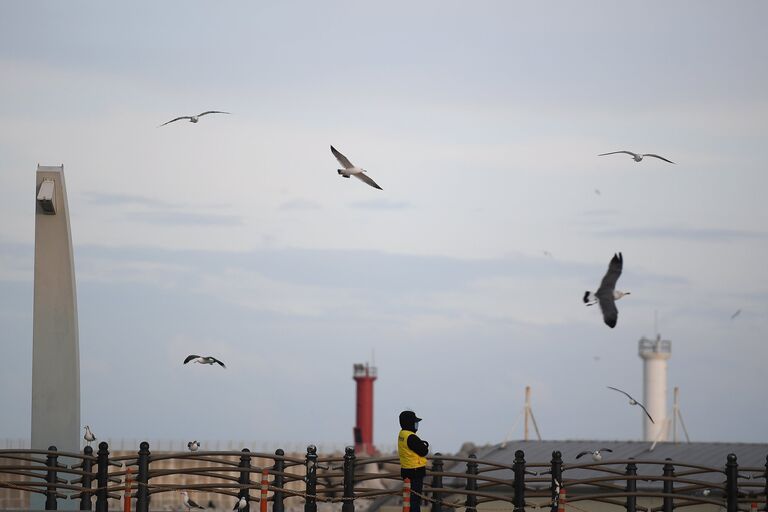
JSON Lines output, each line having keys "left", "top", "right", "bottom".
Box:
{"left": 401, "top": 467, "right": 426, "bottom": 512}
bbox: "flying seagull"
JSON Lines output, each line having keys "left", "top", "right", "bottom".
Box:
{"left": 83, "top": 425, "right": 96, "bottom": 446}
{"left": 576, "top": 448, "right": 613, "bottom": 462}
{"left": 598, "top": 151, "right": 675, "bottom": 164}
{"left": 594, "top": 188, "right": 601, "bottom": 196}
{"left": 607, "top": 386, "right": 654, "bottom": 424}
{"left": 233, "top": 496, "right": 247, "bottom": 511}
{"left": 330, "top": 145, "right": 383, "bottom": 190}
{"left": 543, "top": 250, "right": 553, "bottom": 258}
{"left": 584, "top": 252, "right": 630, "bottom": 328}
{"left": 180, "top": 490, "right": 206, "bottom": 511}
{"left": 731, "top": 309, "right": 741, "bottom": 320}
{"left": 160, "top": 111, "right": 231, "bottom": 127}
{"left": 184, "top": 355, "right": 226, "bottom": 368}
{"left": 188, "top": 440, "right": 200, "bottom": 452}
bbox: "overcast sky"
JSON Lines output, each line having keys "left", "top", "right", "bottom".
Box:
{"left": 1, "top": 1, "right": 767, "bottom": 453}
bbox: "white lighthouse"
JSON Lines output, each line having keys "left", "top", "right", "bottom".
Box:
{"left": 638, "top": 334, "right": 671, "bottom": 442}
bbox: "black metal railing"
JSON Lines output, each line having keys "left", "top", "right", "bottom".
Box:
{"left": 1, "top": 444, "right": 766, "bottom": 511}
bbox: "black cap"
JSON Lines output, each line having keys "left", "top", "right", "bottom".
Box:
{"left": 399, "top": 410, "right": 422, "bottom": 423}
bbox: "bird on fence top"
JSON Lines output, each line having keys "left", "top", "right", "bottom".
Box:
{"left": 234, "top": 496, "right": 247, "bottom": 511}
{"left": 576, "top": 448, "right": 613, "bottom": 462}
{"left": 598, "top": 150, "right": 675, "bottom": 164}
{"left": 188, "top": 440, "right": 200, "bottom": 452}
{"left": 180, "top": 490, "right": 206, "bottom": 510}
{"left": 83, "top": 426, "right": 96, "bottom": 446}
{"left": 160, "top": 110, "right": 231, "bottom": 126}
{"left": 584, "top": 252, "right": 630, "bottom": 328}
{"left": 184, "top": 355, "right": 226, "bottom": 368}
{"left": 607, "top": 386, "right": 655, "bottom": 424}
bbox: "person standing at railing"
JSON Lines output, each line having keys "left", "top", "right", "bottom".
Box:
{"left": 397, "top": 410, "right": 430, "bottom": 512}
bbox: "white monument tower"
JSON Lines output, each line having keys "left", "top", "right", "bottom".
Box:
{"left": 638, "top": 334, "right": 671, "bottom": 442}
{"left": 31, "top": 166, "right": 80, "bottom": 461}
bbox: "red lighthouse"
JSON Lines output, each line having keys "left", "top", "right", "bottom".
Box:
{"left": 353, "top": 363, "right": 377, "bottom": 455}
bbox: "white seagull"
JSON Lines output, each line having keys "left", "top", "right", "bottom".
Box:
{"left": 180, "top": 490, "right": 206, "bottom": 510}
{"left": 184, "top": 355, "right": 226, "bottom": 368}
{"left": 233, "top": 496, "right": 247, "bottom": 511}
{"left": 330, "top": 145, "right": 383, "bottom": 190}
{"left": 187, "top": 440, "right": 200, "bottom": 452}
{"left": 160, "top": 111, "right": 231, "bottom": 127}
{"left": 584, "top": 252, "right": 630, "bottom": 328}
{"left": 598, "top": 150, "right": 675, "bottom": 164}
{"left": 83, "top": 425, "right": 96, "bottom": 446}
{"left": 576, "top": 448, "right": 613, "bottom": 462}
{"left": 607, "top": 386, "right": 655, "bottom": 424}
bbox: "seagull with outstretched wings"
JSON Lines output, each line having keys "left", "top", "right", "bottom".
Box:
{"left": 331, "top": 145, "right": 383, "bottom": 190}
{"left": 183, "top": 355, "right": 226, "bottom": 368}
{"left": 160, "top": 111, "right": 230, "bottom": 126}
{"left": 607, "top": 386, "right": 654, "bottom": 424}
{"left": 598, "top": 150, "right": 675, "bottom": 164}
{"left": 584, "top": 252, "right": 630, "bottom": 328}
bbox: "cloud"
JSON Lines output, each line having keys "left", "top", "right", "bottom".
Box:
{"left": 596, "top": 226, "right": 768, "bottom": 241}
{"left": 279, "top": 198, "right": 323, "bottom": 211}
{"left": 348, "top": 199, "right": 412, "bottom": 210}
{"left": 125, "top": 211, "right": 243, "bottom": 226}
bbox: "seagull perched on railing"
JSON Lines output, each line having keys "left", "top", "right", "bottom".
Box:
{"left": 188, "top": 440, "right": 200, "bottom": 452}
{"left": 607, "top": 386, "right": 655, "bottom": 424}
{"left": 83, "top": 426, "right": 96, "bottom": 446}
{"left": 184, "top": 355, "right": 226, "bottom": 368}
{"left": 331, "top": 145, "right": 383, "bottom": 190}
{"left": 160, "top": 111, "right": 230, "bottom": 127}
{"left": 233, "top": 496, "right": 247, "bottom": 511}
{"left": 584, "top": 252, "right": 630, "bottom": 328}
{"left": 180, "top": 490, "right": 206, "bottom": 510}
{"left": 576, "top": 448, "right": 613, "bottom": 462}
{"left": 598, "top": 150, "right": 675, "bottom": 164}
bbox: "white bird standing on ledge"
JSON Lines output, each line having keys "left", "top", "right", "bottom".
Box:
{"left": 233, "top": 496, "right": 247, "bottom": 511}
{"left": 83, "top": 426, "right": 96, "bottom": 446}
{"left": 180, "top": 490, "right": 206, "bottom": 510}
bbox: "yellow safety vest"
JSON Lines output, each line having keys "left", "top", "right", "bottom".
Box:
{"left": 397, "top": 429, "right": 427, "bottom": 469}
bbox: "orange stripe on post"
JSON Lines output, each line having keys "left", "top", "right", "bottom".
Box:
{"left": 124, "top": 467, "right": 133, "bottom": 512}
{"left": 403, "top": 478, "right": 411, "bottom": 512}
{"left": 260, "top": 468, "right": 269, "bottom": 512}
{"left": 557, "top": 487, "right": 566, "bottom": 512}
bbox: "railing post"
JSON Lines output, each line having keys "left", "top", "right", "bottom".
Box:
{"left": 512, "top": 449, "right": 526, "bottom": 512}
{"left": 662, "top": 459, "right": 674, "bottom": 512}
{"left": 135, "top": 442, "right": 150, "bottom": 512}
{"left": 124, "top": 468, "right": 133, "bottom": 512}
{"left": 342, "top": 446, "right": 356, "bottom": 512}
{"left": 95, "top": 442, "right": 109, "bottom": 512}
{"left": 239, "top": 448, "right": 252, "bottom": 512}
{"left": 403, "top": 478, "right": 411, "bottom": 512}
{"left": 625, "top": 459, "right": 637, "bottom": 512}
{"left": 272, "top": 449, "right": 285, "bottom": 512}
{"left": 465, "top": 454, "right": 478, "bottom": 511}
{"left": 45, "top": 445, "right": 59, "bottom": 510}
{"left": 260, "top": 469, "right": 269, "bottom": 512}
{"left": 763, "top": 454, "right": 767, "bottom": 512}
{"left": 80, "top": 445, "right": 94, "bottom": 510}
{"left": 725, "top": 453, "right": 739, "bottom": 512}
{"left": 549, "top": 451, "right": 562, "bottom": 512}
{"left": 431, "top": 454, "right": 444, "bottom": 512}
{"left": 305, "top": 444, "right": 318, "bottom": 512}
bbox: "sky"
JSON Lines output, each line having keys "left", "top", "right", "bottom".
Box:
{"left": 1, "top": 1, "right": 767, "bottom": 454}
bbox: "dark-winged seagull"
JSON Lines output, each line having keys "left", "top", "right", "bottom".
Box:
{"left": 180, "top": 490, "right": 206, "bottom": 510}
{"left": 731, "top": 309, "right": 741, "bottom": 320}
{"left": 184, "top": 355, "right": 226, "bottom": 368}
{"left": 607, "top": 386, "right": 654, "bottom": 424}
{"left": 83, "top": 425, "right": 96, "bottom": 446}
{"left": 598, "top": 150, "right": 675, "bottom": 164}
{"left": 233, "top": 496, "right": 247, "bottom": 511}
{"left": 331, "top": 145, "right": 383, "bottom": 190}
{"left": 188, "top": 440, "right": 200, "bottom": 452}
{"left": 584, "top": 252, "right": 630, "bottom": 328}
{"left": 576, "top": 448, "right": 613, "bottom": 462}
{"left": 160, "top": 111, "right": 231, "bottom": 127}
